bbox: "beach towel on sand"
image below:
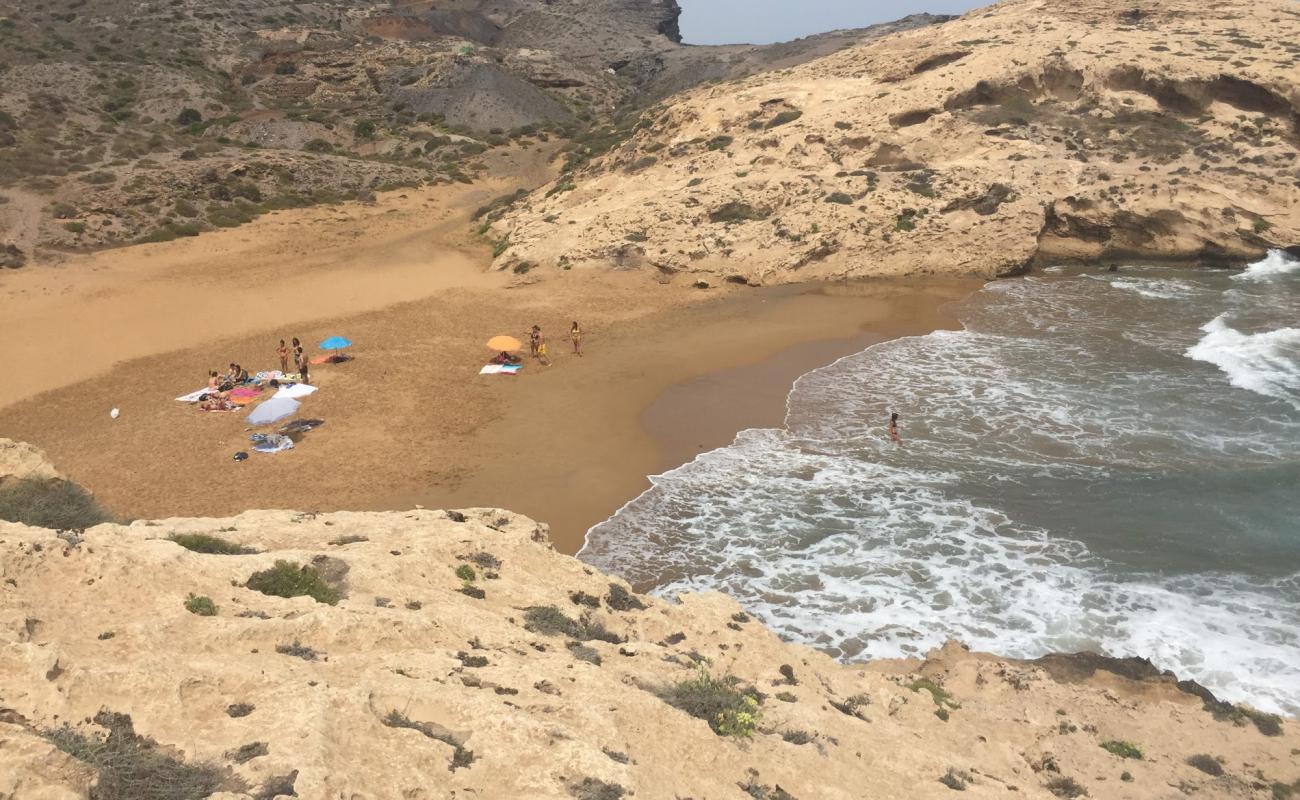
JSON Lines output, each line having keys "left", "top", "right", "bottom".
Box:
{"left": 480, "top": 364, "right": 522, "bottom": 375}
{"left": 230, "top": 387, "right": 264, "bottom": 399}
{"left": 274, "top": 383, "right": 318, "bottom": 400}
{"left": 176, "top": 388, "right": 209, "bottom": 403}
{"left": 250, "top": 433, "right": 294, "bottom": 453}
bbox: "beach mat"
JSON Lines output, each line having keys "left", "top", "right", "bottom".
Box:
{"left": 480, "top": 364, "right": 522, "bottom": 375}
{"left": 176, "top": 388, "right": 208, "bottom": 403}
{"left": 274, "top": 383, "right": 318, "bottom": 400}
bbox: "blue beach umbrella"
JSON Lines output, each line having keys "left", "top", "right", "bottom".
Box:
{"left": 319, "top": 336, "right": 353, "bottom": 350}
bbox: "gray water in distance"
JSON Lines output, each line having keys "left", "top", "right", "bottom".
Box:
{"left": 582, "top": 251, "right": 1300, "bottom": 715}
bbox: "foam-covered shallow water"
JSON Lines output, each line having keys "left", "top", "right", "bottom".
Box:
{"left": 583, "top": 251, "right": 1300, "bottom": 715}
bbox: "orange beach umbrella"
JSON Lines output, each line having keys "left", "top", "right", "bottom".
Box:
{"left": 487, "top": 335, "right": 523, "bottom": 352}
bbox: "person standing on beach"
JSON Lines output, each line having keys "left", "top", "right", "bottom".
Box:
{"left": 888, "top": 412, "right": 902, "bottom": 445}
{"left": 536, "top": 329, "right": 552, "bottom": 367}
{"left": 298, "top": 347, "right": 311, "bottom": 385}
{"left": 529, "top": 325, "right": 541, "bottom": 358}
{"left": 570, "top": 321, "right": 583, "bottom": 356}
{"left": 277, "top": 339, "right": 290, "bottom": 374}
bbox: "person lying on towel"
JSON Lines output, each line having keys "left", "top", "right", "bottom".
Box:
{"left": 492, "top": 351, "right": 522, "bottom": 366}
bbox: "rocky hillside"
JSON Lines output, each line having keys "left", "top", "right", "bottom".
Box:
{"left": 489, "top": 0, "right": 1300, "bottom": 284}
{"left": 1, "top": 485, "right": 1297, "bottom": 797}
{"left": 0, "top": 0, "right": 944, "bottom": 262}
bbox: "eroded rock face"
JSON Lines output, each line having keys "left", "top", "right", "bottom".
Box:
{"left": 0, "top": 438, "right": 61, "bottom": 481}
{"left": 1, "top": 507, "right": 1297, "bottom": 798}
{"left": 492, "top": 0, "right": 1300, "bottom": 282}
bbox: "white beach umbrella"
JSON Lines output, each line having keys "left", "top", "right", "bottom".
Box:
{"left": 245, "top": 397, "right": 301, "bottom": 426}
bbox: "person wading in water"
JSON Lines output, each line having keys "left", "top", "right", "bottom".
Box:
{"left": 888, "top": 412, "right": 902, "bottom": 445}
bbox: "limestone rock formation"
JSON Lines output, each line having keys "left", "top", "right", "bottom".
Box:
{"left": 492, "top": 0, "right": 1300, "bottom": 282}
{"left": 2, "top": 508, "right": 1296, "bottom": 798}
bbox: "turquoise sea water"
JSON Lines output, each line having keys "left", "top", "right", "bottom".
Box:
{"left": 582, "top": 251, "right": 1300, "bottom": 715}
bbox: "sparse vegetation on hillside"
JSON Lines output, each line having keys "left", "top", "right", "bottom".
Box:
{"left": 246, "top": 560, "right": 341, "bottom": 605}
{"left": 44, "top": 712, "right": 227, "bottom": 800}
{"left": 0, "top": 476, "right": 112, "bottom": 530}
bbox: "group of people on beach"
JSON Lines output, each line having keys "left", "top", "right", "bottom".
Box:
{"left": 492, "top": 321, "right": 584, "bottom": 368}
{"left": 275, "top": 337, "right": 312, "bottom": 386}
{"left": 530, "top": 321, "right": 584, "bottom": 366}
{"left": 196, "top": 337, "right": 312, "bottom": 411}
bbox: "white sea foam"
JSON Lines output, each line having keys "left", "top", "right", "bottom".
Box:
{"left": 1186, "top": 315, "right": 1300, "bottom": 409}
{"left": 584, "top": 265, "right": 1300, "bottom": 717}
{"left": 1235, "top": 249, "right": 1300, "bottom": 281}
{"left": 1108, "top": 277, "right": 1200, "bottom": 299}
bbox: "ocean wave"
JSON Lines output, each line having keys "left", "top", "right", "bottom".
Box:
{"left": 1234, "top": 248, "right": 1300, "bottom": 281}
{"left": 583, "top": 428, "right": 1300, "bottom": 716}
{"left": 1186, "top": 315, "right": 1300, "bottom": 410}
{"left": 1107, "top": 277, "right": 1201, "bottom": 299}
{"left": 584, "top": 266, "right": 1300, "bottom": 718}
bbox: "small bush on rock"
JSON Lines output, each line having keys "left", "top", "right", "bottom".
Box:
{"left": 1186, "top": 754, "right": 1223, "bottom": 776}
{"left": 170, "top": 533, "right": 255, "bottom": 555}
{"left": 44, "top": 711, "right": 226, "bottom": 800}
{"left": 246, "top": 561, "right": 341, "bottom": 605}
{"left": 0, "top": 477, "right": 112, "bottom": 530}
{"left": 660, "top": 663, "right": 761, "bottom": 738}
{"left": 184, "top": 594, "right": 217, "bottom": 616}
{"left": 1101, "top": 740, "right": 1143, "bottom": 760}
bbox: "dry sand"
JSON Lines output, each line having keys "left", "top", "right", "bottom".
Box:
{"left": 0, "top": 144, "right": 976, "bottom": 555}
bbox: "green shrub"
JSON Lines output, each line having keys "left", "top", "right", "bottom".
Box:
{"left": 908, "top": 677, "right": 960, "bottom": 709}
{"left": 705, "top": 135, "right": 733, "bottom": 151}
{"left": 246, "top": 561, "right": 341, "bottom": 605}
{"left": 825, "top": 192, "right": 853, "bottom": 205}
{"left": 302, "top": 138, "right": 333, "bottom": 153}
{"left": 895, "top": 210, "right": 918, "bottom": 232}
{"left": 0, "top": 477, "right": 112, "bottom": 530}
{"left": 80, "top": 170, "right": 117, "bottom": 185}
{"left": 1101, "top": 740, "right": 1143, "bottom": 760}
{"left": 63, "top": 221, "right": 86, "bottom": 234}
{"left": 170, "top": 533, "right": 255, "bottom": 555}
{"left": 175, "top": 108, "right": 201, "bottom": 126}
{"left": 1186, "top": 754, "right": 1223, "bottom": 776}
{"left": 522, "top": 605, "right": 620, "bottom": 643}
{"left": 709, "top": 201, "right": 768, "bottom": 223}
{"left": 660, "top": 664, "right": 761, "bottom": 737}
{"left": 454, "top": 564, "right": 476, "bottom": 582}
{"left": 491, "top": 237, "right": 510, "bottom": 258}
{"left": 765, "top": 110, "right": 803, "bottom": 128}
{"left": 1046, "top": 776, "right": 1087, "bottom": 798}
{"left": 173, "top": 200, "right": 199, "bottom": 218}
{"left": 184, "top": 594, "right": 216, "bottom": 616}
{"left": 44, "top": 712, "right": 223, "bottom": 800}
{"left": 274, "top": 61, "right": 297, "bottom": 75}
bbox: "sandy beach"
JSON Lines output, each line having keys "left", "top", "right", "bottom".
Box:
{"left": 0, "top": 151, "right": 977, "bottom": 555}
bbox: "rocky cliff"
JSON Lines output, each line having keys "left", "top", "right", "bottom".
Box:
{"left": 1, "top": 502, "right": 1297, "bottom": 799}
{"left": 489, "top": 0, "right": 1300, "bottom": 283}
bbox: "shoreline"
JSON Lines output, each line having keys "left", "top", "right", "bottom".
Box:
{"left": 1, "top": 263, "right": 976, "bottom": 555}
{"left": 373, "top": 277, "right": 978, "bottom": 554}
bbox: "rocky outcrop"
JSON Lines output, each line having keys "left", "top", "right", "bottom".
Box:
{"left": 2, "top": 507, "right": 1296, "bottom": 799}
{"left": 0, "top": 439, "right": 60, "bottom": 481}
{"left": 491, "top": 0, "right": 1300, "bottom": 283}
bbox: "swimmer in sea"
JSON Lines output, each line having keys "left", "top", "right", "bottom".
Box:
{"left": 888, "top": 412, "right": 902, "bottom": 445}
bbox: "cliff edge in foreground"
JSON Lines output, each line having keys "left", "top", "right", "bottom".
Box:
{"left": 1, "top": 506, "right": 1297, "bottom": 799}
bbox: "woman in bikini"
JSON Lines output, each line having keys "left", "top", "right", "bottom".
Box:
{"left": 529, "top": 325, "right": 541, "bottom": 358}
{"left": 536, "top": 331, "right": 551, "bottom": 367}
{"left": 277, "top": 339, "right": 290, "bottom": 374}
{"left": 888, "top": 412, "right": 902, "bottom": 445}
{"left": 570, "top": 321, "right": 583, "bottom": 356}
